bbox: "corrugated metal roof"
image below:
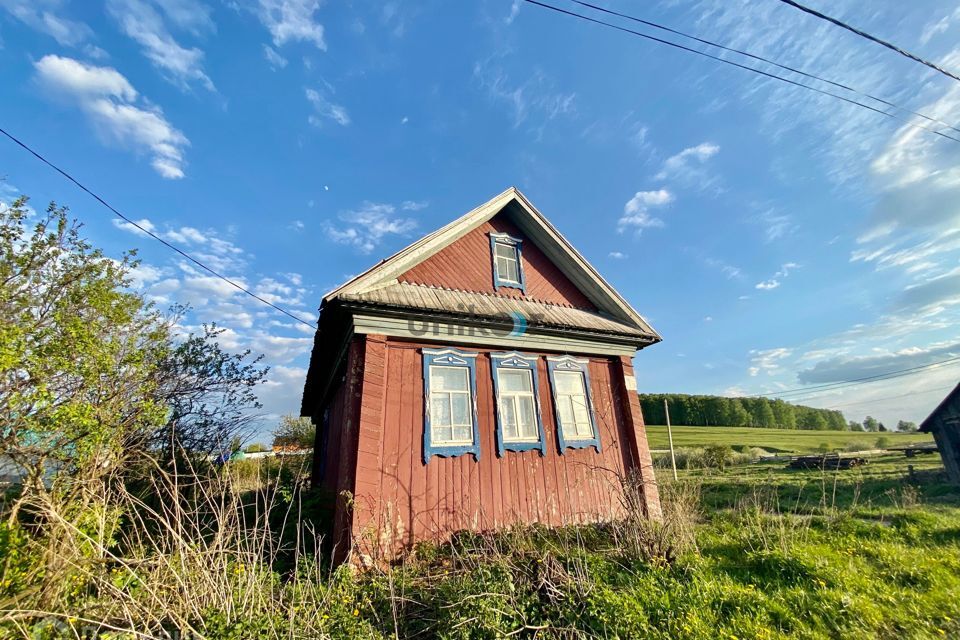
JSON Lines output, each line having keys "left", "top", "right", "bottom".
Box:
{"left": 339, "top": 282, "right": 653, "bottom": 338}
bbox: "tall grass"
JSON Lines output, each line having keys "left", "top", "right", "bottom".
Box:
{"left": 2, "top": 458, "right": 959, "bottom": 639}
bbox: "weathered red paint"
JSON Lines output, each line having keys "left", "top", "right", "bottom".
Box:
{"left": 399, "top": 213, "right": 597, "bottom": 310}
{"left": 331, "top": 335, "right": 649, "bottom": 561}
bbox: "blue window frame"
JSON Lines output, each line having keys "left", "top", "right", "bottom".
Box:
{"left": 422, "top": 348, "right": 481, "bottom": 463}
{"left": 546, "top": 355, "right": 601, "bottom": 453}
{"left": 489, "top": 232, "right": 526, "bottom": 292}
{"left": 491, "top": 352, "right": 546, "bottom": 457}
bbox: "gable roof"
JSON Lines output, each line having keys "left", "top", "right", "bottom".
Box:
{"left": 324, "top": 186, "right": 661, "bottom": 341}
{"left": 920, "top": 382, "right": 960, "bottom": 432}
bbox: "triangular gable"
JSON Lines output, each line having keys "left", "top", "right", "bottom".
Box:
{"left": 398, "top": 213, "right": 597, "bottom": 310}
{"left": 325, "top": 187, "right": 660, "bottom": 339}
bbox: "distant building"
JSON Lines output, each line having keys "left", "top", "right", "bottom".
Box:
{"left": 920, "top": 382, "right": 960, "bottom": 483}
{"left": 300, "top": 187, "right": 662, "bottom": 563}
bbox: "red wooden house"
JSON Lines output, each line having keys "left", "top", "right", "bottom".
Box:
{"left": 300, "top": 187, "right": 662, "bottom": 562}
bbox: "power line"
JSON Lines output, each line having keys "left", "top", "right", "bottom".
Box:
{"left": 521, "top": 0, "right": 960, "bottom": 144}
{"left": 568, "top": 0, "right": 960, "bottom": 135}
{"left": 824, "top": 384, "right": 955, "bottom": 411}
{"left": 772, "top": 0, "right": 960, "bottom": 84}
{"left": 0, "top": 126, "right": 318, "bottom": 331}
{"left": 757, "top": 355, "right": 960, "bottom": 402}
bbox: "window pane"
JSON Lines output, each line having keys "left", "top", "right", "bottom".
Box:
{"left": 453, "top": 425, "right": 472, "bottom": 443}
{"left": 495, "top": 242, "right": 517, "bottom": 260}
{"left": 499, "top": 369, "right": 532, "bottom": 392}
{"left": 433, "top": 424, "right": 453, "bottom": 444}
{"left": 555, "top": 371, "right": 585, "bottom": 394}
{"left": 518, "top": 396, "right": 537, "bottom": 439}
{"left": 503, "top": 258, "right": 520, "bottom": 283}
{"left": 451, "top": 393, "right": 470, "bottom": 426}
{"left": 431, "top": 394, "right": 451, "bottom": 427}
{"left": 501, "top": 398, "right": 518, "bottom": 439}
{"left": 558, "top": 396, "right": 574, "bottom": 426}
{"left": 496, "top": 257, "right": 519, "bottom": 283}
{"left": 572, "top": 397, "right": 590, "bottom": 426}
{"left": 501, "top": 396, "right": 517, "bottom": 426}
{"left": 432, "top": 366, "right": 468, "bottom": 392}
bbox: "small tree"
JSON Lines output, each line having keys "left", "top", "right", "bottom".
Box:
{"left": 878, "top": 422, "right": 888, "bottom": 432}
{"left": 272, "top": 414, "right": 315, "bottom": 449}
{"left": 848, "top": 420, "right": 865, "bottom": 432}
{"left": 863, "top": 416, "right": 879, "bottom": 432}
{"left": 896, "top": 420, "right": 919, "bottom": 432}
{"left": 703, "top": 444, "right": 733, "bottom": 471}
{"left": 875, "top": 436, "right": 891, "bottom": 449}
{"left": 0, "top": 198, "right": 169, "bottom": 499}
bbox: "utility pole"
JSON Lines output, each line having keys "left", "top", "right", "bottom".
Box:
{"left": 665, "top": 398, "right": 677, "bottom": 481}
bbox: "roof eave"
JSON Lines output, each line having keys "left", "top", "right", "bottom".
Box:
{"left": 337, "top": 299, "right": 660, "bottom": 350}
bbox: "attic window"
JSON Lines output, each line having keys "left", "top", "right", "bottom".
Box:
{"left": 489, "top": 233, "right": 526, "bottom": 292}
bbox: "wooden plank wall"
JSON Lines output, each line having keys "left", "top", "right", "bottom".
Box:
{"left": 349, "top": 337, "right": 641, "bottom": 560}
{"left": 398, "top": 214, "right": 597, "bottom": 310}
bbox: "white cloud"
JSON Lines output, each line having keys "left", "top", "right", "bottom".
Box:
{"left": 919, "top": 7, "right": 960, "bottom": 45}
{"left": 654, "top": 142, "right": 719, "bottom": 182}
{"left": 154, "top": 0, "right": 215, "bottom": 35}
{"left": 35, "top": 54, "right": 136, "bottom": 101}
{"left": 608, "top": 251, "right": 628, "bottom": 259}
{"left": 401, "top": 200, "right": 428, "bottom": 211}
{"left": 748, "top": 347, "right": 792, "bottom": 377}
{"left": 704, "top": 257, "right": 742, "bottom": 280}
{"left": 752, "top": 207, "right": 797, "bottom": 242}
{"left": 107, "top": 0, "right": 215, "bottom": 91}
{"left": 263, "top": 44, "right": 288, "bottom": 69}
{"left": 288, "top": 219, "right": 305, "bottom": 231}
{"left": 254, "top": 0, "right": 326, "bottom": 50}
{"left": 0, "top": 0, "right": 94, "bottom": 47}
{"left": 754, "top": 263, "right": 799, "bottom": 291}
{"left": 165, "top": 226, "right": 208, "bottom": 244}
{"left": 505, "top": 0, "right": 520, "bottom": 24}
{"left": 305, "top": 87, "right": 350, "bottom": 126}
{"left": 797, "top": 341, "right": 960, "bottom": 385}
{"left": 618, "top": 189, "right": 673, "bottom": 234}
{"left": 113, "top": 216, "right": 247, "bottom": 272}
{"left": 324, "top": 202, "right": 417, "bottom": 253}
{"left": 34, "top": 55, "right": 189, "bottom": 179}
{"left": 112, "top": 218, "right": 157, "bottom": 236}
{"left": 473, "top": 60, "right": 576, "bottom": 132}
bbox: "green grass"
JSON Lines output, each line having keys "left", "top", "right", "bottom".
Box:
{"left": 346, "top": 455, "right": 960, "bottom": 639}
{"left": 6, "top": 455, "right": 958, "bottom": 639}
{"left": 646, "top": 424, "right": 933, "bottom": 453}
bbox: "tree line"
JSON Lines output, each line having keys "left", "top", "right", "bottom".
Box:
{"left": 639, "top": 393, "right": 848, "bottom": 430}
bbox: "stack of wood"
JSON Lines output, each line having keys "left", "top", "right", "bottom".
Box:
{"left": 787, "top": 454, "right": 868, "bottom": 470}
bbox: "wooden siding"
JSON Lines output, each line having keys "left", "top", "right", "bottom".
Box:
{"left": 347, "top": 336, "right": 651, "bottom": 561}
{"left": 398, "top": 214, "right": 597, "bottom": 310}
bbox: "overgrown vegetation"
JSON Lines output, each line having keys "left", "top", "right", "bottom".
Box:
{"left": 2, "top": 197, "right": 958, "bottom": 638}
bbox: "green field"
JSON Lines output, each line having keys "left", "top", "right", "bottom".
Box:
{"left": 646, "top": 424, "right": 934, "bottom": 453}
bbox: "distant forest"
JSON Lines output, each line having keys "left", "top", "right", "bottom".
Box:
{"left": 639, "top": 393, "right": 847, "bottom": 431}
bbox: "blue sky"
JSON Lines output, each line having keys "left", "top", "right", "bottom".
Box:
{"left": 2, "top": 0, "right": 960, "bottom": 439}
